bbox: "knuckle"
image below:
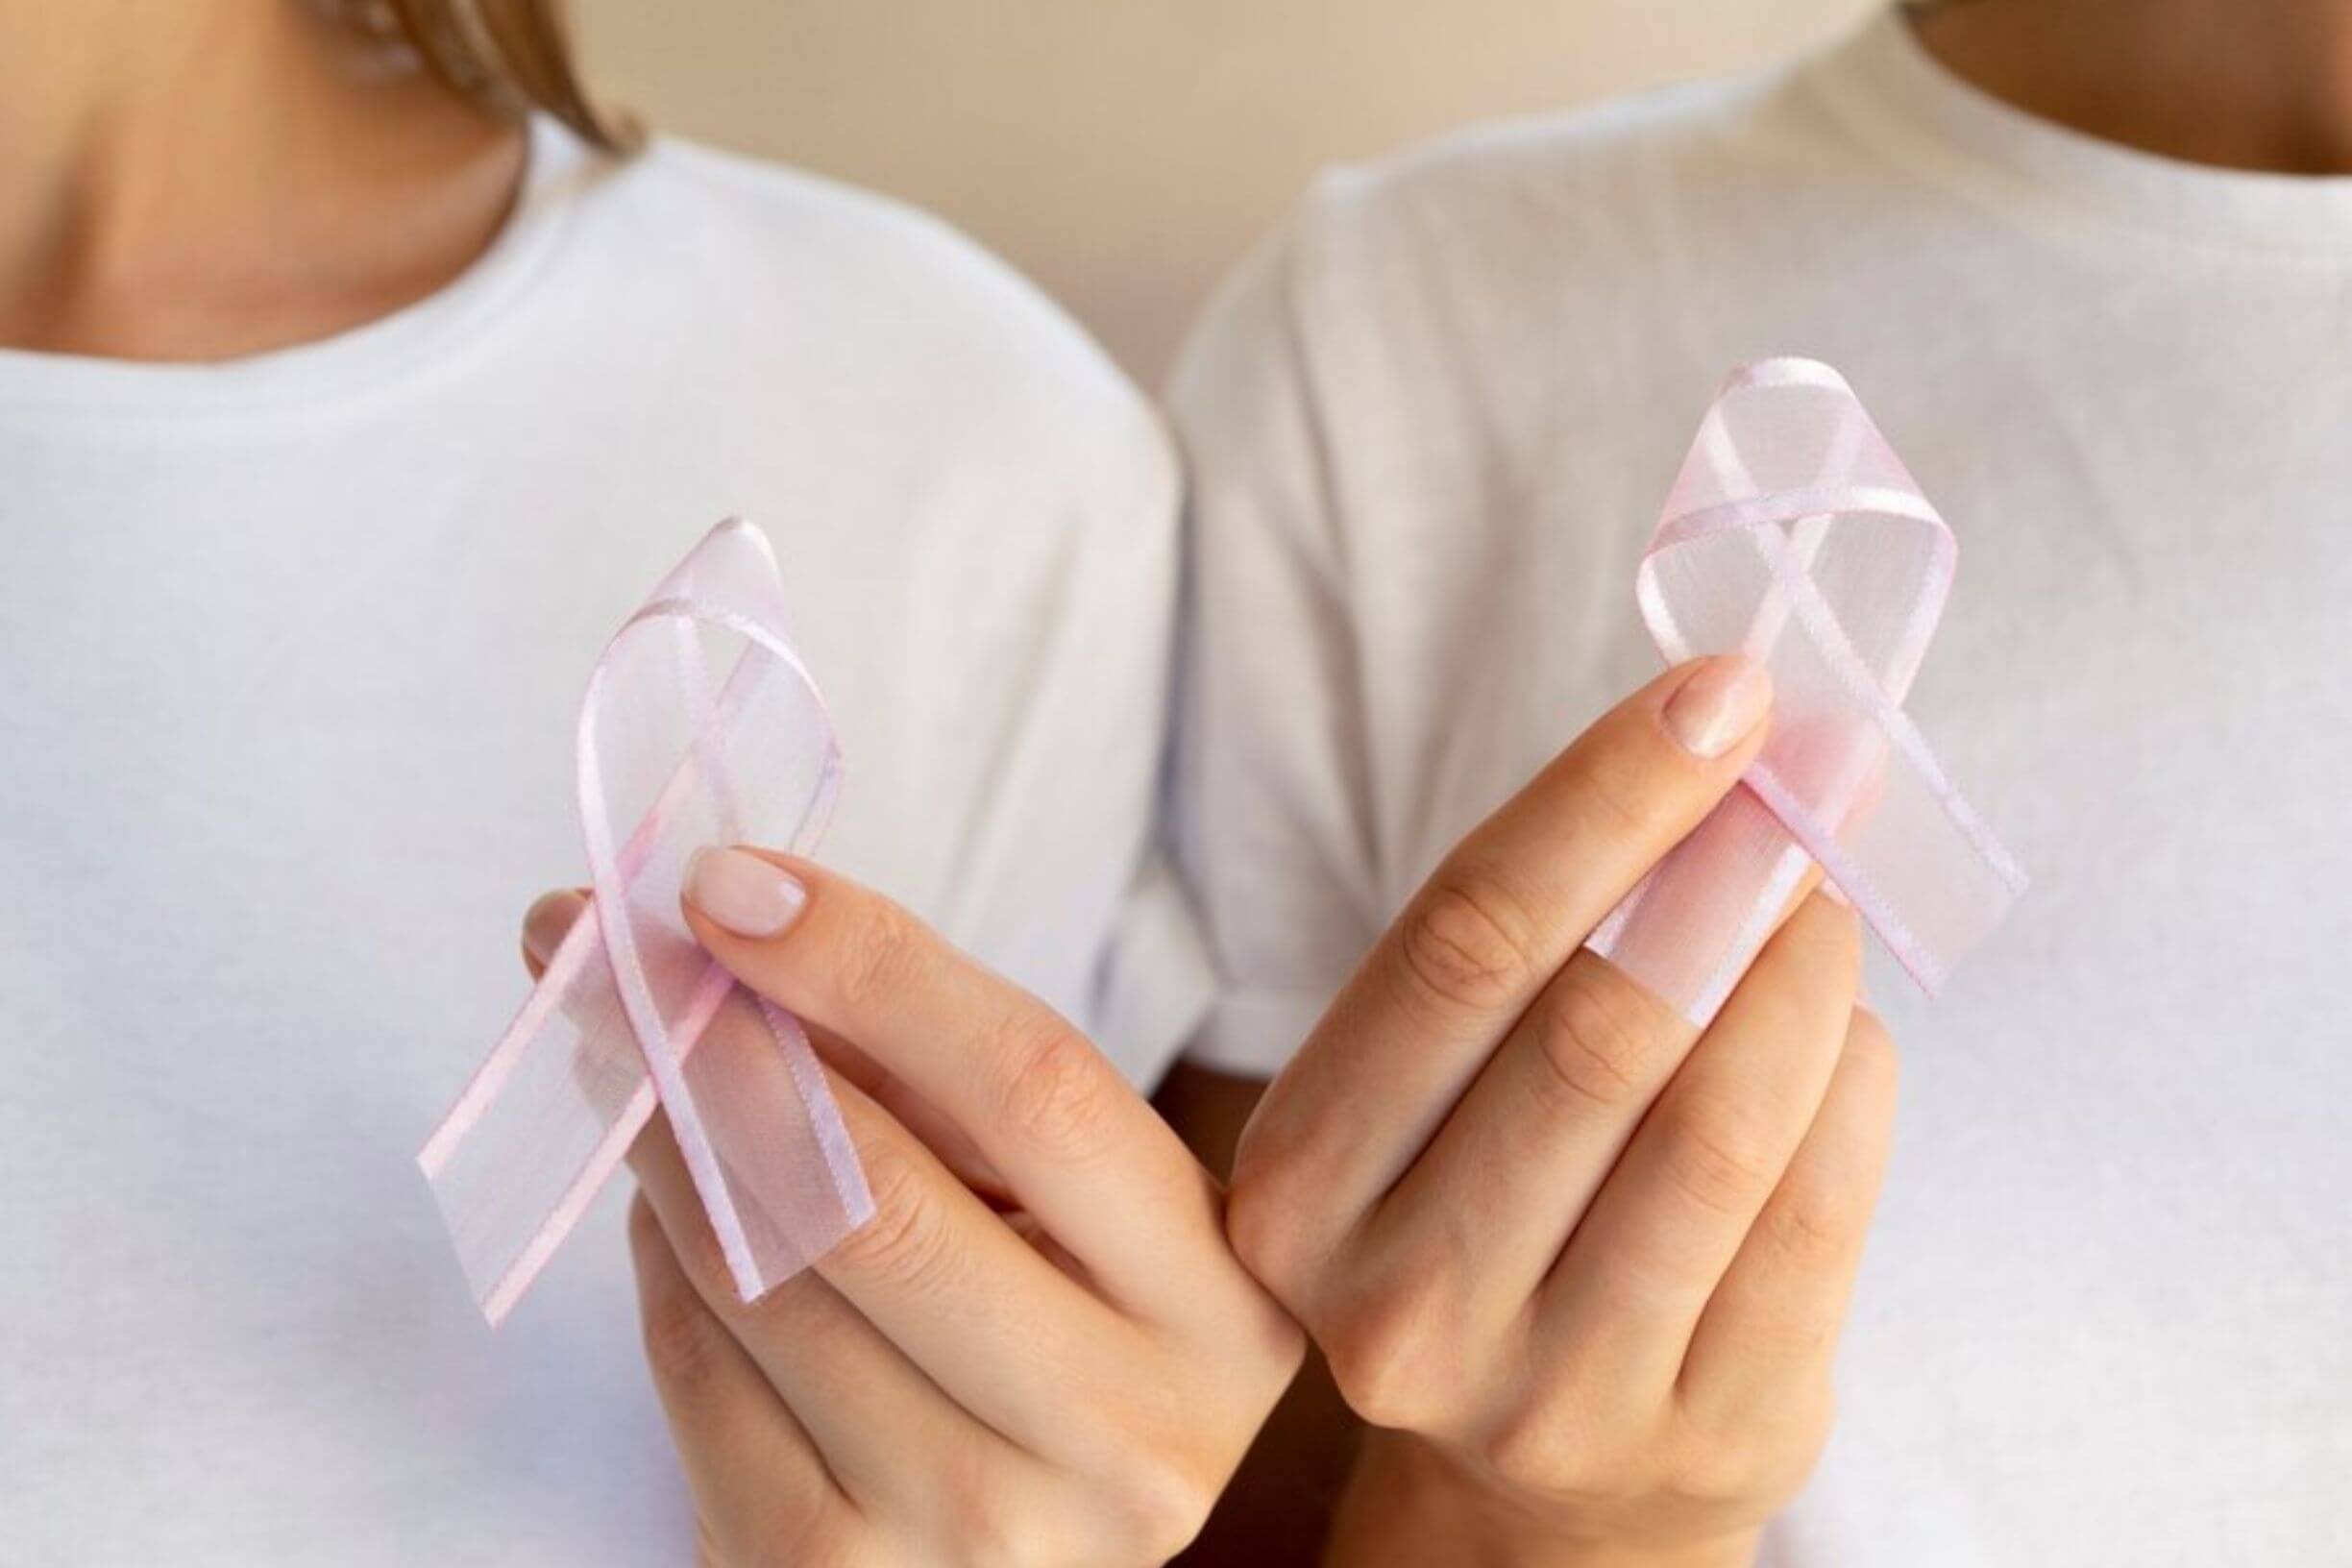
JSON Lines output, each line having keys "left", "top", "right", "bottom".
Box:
{"left": 1658, "top": 1106, "right": 1783, "bottom": 1218}
{"left": 673, "top": 1221, "right": 738, "bottom": 1304}
{"left": 1528, "top": 968, "right": 1660, "bottom": 1116}
{"left": 992, "top": 1011, "right": 1116, "bottom": 1164}
{"left": 1475, "top": 1408, "right": 1566, "bottom": 1494}
{"left": 1221, "top": 1166, "right": 1313, "bottom": 1309}
{"left": 1573, "top": 736, "right": 1686, "bottom": 843}
{"left": 934, "top": 1453, "right": 1032, "bottom": 1568}
{"left": 1756, "top": 1184, "right": 1855, "bottom": 1271}
{"left": 635, "top": 1276, "right": 726, "bottom": 1402}
{"left": 1663, "top": 1439, "right": 1761, "bottom": 1511}
{"left": 1324, "top": 1339, "right": 1425, "bottom": 1433}
{"left": 826, "top": 894, "right": 929, "bottom": 1016}
{"left": 1674, "top": 1382, "right": 1834, "bottom": 1523}
{"left": 625, "top": 1188, "right": 667, "bottom": 1262}
{"left": 636, "top": 1194, "right": 739, "bottom": 1307}
{"left": 1761, "top": 895, "right": 1866, "bottom": 1013}
{"left": 1101, "top": 1453, "right": 1216, "bottom": 1561}
{"left": 1809, "top": 892, "right": 1868, "bottom": 970}
{"left": 1231, "top": 1278, "right": 1312, "bottom": 1384}
{"left": 1774, "top": 1394, "right": 1837, "bottom": 1486}
{"left": 1844, "top": 1010, "right": 1901, "bottom": 1092}
{"left": 1665, "top": 1407, "right": 1827, "bottom": 1513}
{"left": 828, "top": 1138, "right": 956, "bottom": 1297}
{"left": 1318, "top": 1283, "right": 1456, "bottom": 1433}
{"left": 1396, "top": 871, "right": 1542, "bottom": 1013}
{"left": 1478, "top": 1397, "right": 1653, "bottom": 1501}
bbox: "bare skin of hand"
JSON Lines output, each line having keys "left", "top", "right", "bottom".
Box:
{"left": 523, "top": 858, "right": 1303, "bottom": 1567}
{"left": 1223, "top": 656, "right": 1897, "bottom": 1568}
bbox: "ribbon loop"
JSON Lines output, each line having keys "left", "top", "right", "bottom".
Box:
{"left": 421, "top": 520, "right": 871, "bottom": 1326}
{"left": 1589, "top": 359, "right": 2026, "bottom": 1023}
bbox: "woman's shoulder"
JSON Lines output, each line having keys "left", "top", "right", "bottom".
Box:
{"left": 538, "top": 126, "right": 1170, "bottom": 523}
{"left": 563, "top": 129, "right": 1143, "bottom": 413}
{"left": 1172, "top": 37, "right": 1867, "bottom": 416}
{"left": 1292, "top": 63, "right": 1832, "bottom": 281}
{"left": 621, "top": 136, "right": 1017, "bottom": 289}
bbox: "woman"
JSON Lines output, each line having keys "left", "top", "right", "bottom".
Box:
{"left": 1174, "top": 0, "right": 2352, "bottom": 1562}
{"left": 0, "top": 3, "right": 1284, "bottom": 1560}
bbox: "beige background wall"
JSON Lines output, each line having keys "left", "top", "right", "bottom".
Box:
{"left": 574, "top": 2, "right": 1878, "bottom": 382}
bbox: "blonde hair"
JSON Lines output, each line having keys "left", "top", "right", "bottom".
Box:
{"left": 368, "top": 0, "right": 638, "bottom": 152}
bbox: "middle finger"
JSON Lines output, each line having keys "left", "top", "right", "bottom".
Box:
{"left": 1537, "top": 892, "right": 1860, "bottom": 1394}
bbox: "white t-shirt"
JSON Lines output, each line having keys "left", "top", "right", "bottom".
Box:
{"left": 0, "top": 119, "right": 1207, "bottom": 1564}
{"left": 1170, "top": 11, "right": 2350, "bottom": 1564}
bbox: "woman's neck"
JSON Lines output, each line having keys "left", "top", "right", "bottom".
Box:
{"left": 0, "top": 0, "right": 524, "bottom": 360}
{"left": 1911, "top": 0, "right": 2352, "bottom": 174}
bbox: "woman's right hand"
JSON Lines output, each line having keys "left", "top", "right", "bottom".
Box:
{"left": 1224, "top": 656, "right": 1898, "bottom": 1567}
{"left": 522, "top": 857, "right": 1303, "bottom": 1567}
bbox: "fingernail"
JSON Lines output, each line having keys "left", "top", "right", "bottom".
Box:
{"left": 1662, "top": 655, "right": 1773, "bottom": 759}
{"left": 523, "top": 889, "right": 587, "bottom": 966}
{"left": 684, "top": 846, "right": 806, "bottom": 938}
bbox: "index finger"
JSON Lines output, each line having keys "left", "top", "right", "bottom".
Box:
{"left": 1234, "top": 655, "right": 1773, "bottom": 1237}
{"left": 678, "top": 854, "right": 1233, "bottom": 1322}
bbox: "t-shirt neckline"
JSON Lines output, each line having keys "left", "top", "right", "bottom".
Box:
{"left": 0, "top": 115, "right": 594, "bottom": 417}
{"left": 1808, "top": 7, "right": 2352, "bottom": 258}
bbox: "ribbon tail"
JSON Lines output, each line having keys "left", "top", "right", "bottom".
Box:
{"left": 420, "top": 520, "right": 872, "bottom": 1327}
{"left": 419, "top": 901, "right": 664, "bottom": 1327}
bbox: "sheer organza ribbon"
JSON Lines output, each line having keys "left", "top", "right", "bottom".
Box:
{"left": 420, "top": 519, "right": 872, "bottom": 1327}
{"left": 1587, "top": 359, "right": 2027, "bottom": 1024}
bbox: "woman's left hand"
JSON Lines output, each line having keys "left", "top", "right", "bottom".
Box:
{"left": 1217, "top": 662, "right": 1893, "bottom": 1566}
{"left": 522, "top": 850, "right": 1302, "bottom": 1567}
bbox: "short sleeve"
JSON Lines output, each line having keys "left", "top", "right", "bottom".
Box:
{"left": 1164, "top": 215, "right": 1385, "bottom": 1079}
{"left": 938, "top": 404, "right": 1219, "bottom": 1090}
{"left": 1059, "top": 417, "right": 1218, "bottom": 1082}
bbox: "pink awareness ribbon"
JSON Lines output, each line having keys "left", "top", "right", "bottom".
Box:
{"left": 420, "top": 519, "right": 872, "bottom": 1326}
{"left": 1587, "top": 359, "right": 2027, "bottom": 1024}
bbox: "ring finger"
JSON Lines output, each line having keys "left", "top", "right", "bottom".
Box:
{"left": 1537, "top": 891, "right": 1860, "bottom": 1397}
{"left": 625, "top": 1190, "right": 851, "bottom": 1555}
{"left": 625, "top": 1087, "right": 1022, "bottom": 1517}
